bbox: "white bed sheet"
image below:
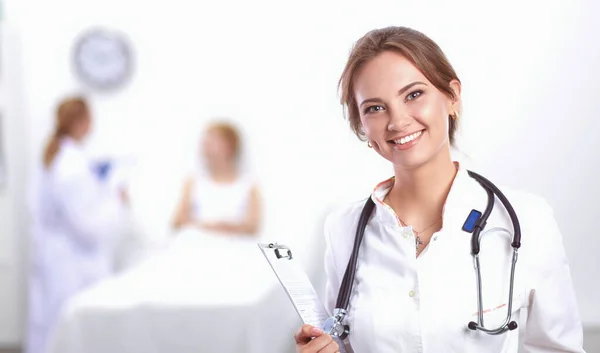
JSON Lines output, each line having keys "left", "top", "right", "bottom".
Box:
{"left": 47, "top": 229, "right": 303, "bottom": 353}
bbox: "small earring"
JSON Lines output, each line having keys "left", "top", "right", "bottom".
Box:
{"left": 452, "top": 111, "right": 460, "bottom": 120}
{"left": 367, "top": 141, "right": 373, "bottom": 148}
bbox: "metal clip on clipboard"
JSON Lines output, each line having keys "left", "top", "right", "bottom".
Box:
{"left": 273, "top": 244, "right": 293, "bottom": 260}
{"left": 258, "top": 243, "right": 348, "bottom": 353}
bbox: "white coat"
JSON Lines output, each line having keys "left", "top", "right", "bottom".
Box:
{"left": 26, "top": 138, "right": 125, "bottom": 353}
{"left": 324, "top": 165, "right": 585, "bottom": 353}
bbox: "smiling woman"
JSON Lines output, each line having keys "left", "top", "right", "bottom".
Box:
{"left": 293, "top": 26, "right": 585, "bottom": 353}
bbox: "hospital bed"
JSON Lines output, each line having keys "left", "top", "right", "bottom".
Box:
{"left": 47, "top": 229, "right": 311, "bottom": 353}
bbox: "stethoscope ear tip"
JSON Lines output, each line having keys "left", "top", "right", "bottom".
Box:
{"left": 467, "top": 321, "right": 518, "bottom": 333}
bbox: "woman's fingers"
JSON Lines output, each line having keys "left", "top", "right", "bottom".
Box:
{"left": 294, "top": 324, "right": 323, "bottom": 344}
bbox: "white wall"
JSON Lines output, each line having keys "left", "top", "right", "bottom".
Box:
{"left": 0, "top": 23, "right": 28, "bottom": 345}
{"left": 2, "top": 0, "right": 600, "bottom": 345}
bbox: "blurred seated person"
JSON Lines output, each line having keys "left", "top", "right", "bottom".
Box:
{"left": 172, "top": 121, "right": 261, "bottom": 236}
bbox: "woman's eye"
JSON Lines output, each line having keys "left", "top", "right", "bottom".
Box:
{"left": 365, "top": 105, "right": 384, "bottom": 114}
{"left": 406, "top": 90, "right": 423, "bottom": 101}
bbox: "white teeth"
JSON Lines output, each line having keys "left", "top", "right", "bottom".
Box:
{"left": 395, "top": 130, "right": 422, "bottom": 145}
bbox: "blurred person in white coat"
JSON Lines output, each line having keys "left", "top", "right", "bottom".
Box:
{"left": 26, "top": 96, "right": 129, "bottom": 353}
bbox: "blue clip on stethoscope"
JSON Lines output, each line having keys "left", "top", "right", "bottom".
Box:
{"left": 322, "top": 170, "right": 522, "bottom": 339}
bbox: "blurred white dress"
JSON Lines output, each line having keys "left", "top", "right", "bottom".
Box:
{"left": 189, "top": 173, "right": 255, "bottom": 225}
{"left": 26, "top": 138, "right": 125, "bottom": 353}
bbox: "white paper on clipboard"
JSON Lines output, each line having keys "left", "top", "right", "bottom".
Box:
{"left": 258, "top": 243, "right": 348, "bottom": 353}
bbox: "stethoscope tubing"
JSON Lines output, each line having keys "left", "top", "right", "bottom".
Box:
{"left": 329, "top": 170, "right": 523, "bottom": 338}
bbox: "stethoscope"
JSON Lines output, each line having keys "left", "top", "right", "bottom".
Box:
{"left": 322, "top": 170, "right": 522, "bottom": 339}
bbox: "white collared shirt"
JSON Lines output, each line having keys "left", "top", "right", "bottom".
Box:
{"left": 323, "top": 166, "right": 585, "bottom": 353}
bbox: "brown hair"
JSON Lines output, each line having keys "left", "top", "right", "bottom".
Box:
{"left": 339, "top": 26, "right": 461, "bottom": 146}
{"left": 43, "top": 97, "right": 90, "bottom": 168}
{"left": 206, "top": 121, "right": 242, "bottom": 159}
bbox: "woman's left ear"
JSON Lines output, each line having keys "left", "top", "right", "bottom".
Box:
{"left": 449, "top": 79, "right": 462, "bottom": 110}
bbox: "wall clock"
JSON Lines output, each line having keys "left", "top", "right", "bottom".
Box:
{"left": 73, "top": 28, "right": 133, "bottom": 91}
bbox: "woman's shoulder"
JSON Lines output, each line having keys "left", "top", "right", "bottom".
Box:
{"left": 494, "top": 184, "right": 555, "bottom": 220}
{"left": 474, "top": 177, "right": 558, "bottom": 239}
{"left": 322, "top": 199, "right": 369, "bottom": 280}
{"left": 51, "top": 144, "right": 88, "bottom": 181}
{"left": 324, "top": 198, "right": 371, "bottom": 245}
{"left": 462, "top": 168, "right": 553, "bottom": 218}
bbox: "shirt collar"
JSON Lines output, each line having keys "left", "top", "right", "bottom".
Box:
{"left": 369, "top": 162, "right": 485, "bottom": 232}
{"left": 60, "top": 136, "right": 82, "bottom": 149}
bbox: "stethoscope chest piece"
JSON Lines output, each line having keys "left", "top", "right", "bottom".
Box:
{"left": 323, "top": 308, "right": 350, "bottom": 339}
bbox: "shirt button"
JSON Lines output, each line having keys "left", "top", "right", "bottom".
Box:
{"left": 409, "top": 290, "right": 415, "bottom": 297}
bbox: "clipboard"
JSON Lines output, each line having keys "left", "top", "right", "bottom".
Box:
{"left": 258, "top": 243, "right": 348, "bottom": 353}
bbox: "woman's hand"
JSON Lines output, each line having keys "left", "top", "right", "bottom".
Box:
{"left": 172, "top": 213, "right": 193, "bottom": 229}
{"left": 118, "top": 187, "right": 130, "bottom": 205}
{"left": 197, "top": 221, "right": 229, "bottom": 232}
{"left": 294, "top": 325, "right": 340, "bottom": 353}
{"left": 196, "top": 221, "right": 248, "bottom": 234}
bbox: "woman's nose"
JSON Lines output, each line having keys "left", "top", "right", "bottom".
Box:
{"left": 387, "top": 105, "right": 411, "bottom": 132}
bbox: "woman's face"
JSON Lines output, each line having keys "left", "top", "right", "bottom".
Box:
{"left": 202, "top": 129, "right": 235, "bottom": 166}
{"left": 71, "top": 115, "right": 92, "bottom": 141}
{"left": 353, "top": 50, "right": 460, "bottom": 170}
